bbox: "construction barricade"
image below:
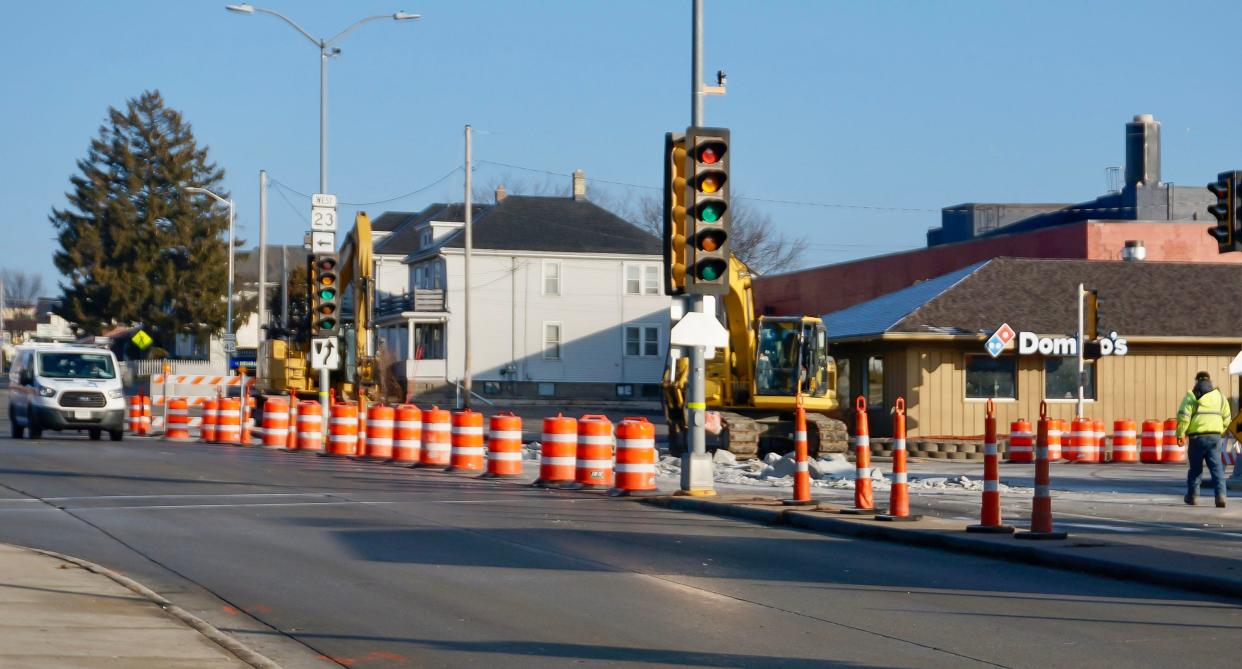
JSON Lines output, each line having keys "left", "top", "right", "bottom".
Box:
{"left": 446, "top": 410, "right": 486, "bottom": 472}
{"left": 535, "top": 414, "right": 577, "bottom": 488}
{"left": 484, "top": 413, "right": 524, "bottom": 478}
{"left": 842, "top": 397, "right": 881, "bottom": 514}
{"left": 215, "top": 398, "right": 242, "bottom": 445}
{"left": 610, "top": 416, "right": 658, "bottom": 496}
{"left": 573, "top": 415, "right": 614, "bottom": 490}
{"left": 1048, "top": 419, "right": 1064, "bottom": 461}
{"left": 781, "top": 404, "right": 814, "bottom": 506}
{"left": 296, "top": 401, "right": 323, "bottom": 452}
{"left": 1111, "top": 420, "right": 1138, "bottom": 463}
{"left": 1140, "top": 419, "right": 1163, "bottom": 463}
{"left": 1161, "top": 418, "right": 1186, "bottom": 463}
{"left": 261, "top": 398, "right": 290, "bottom": 449}
{"left": 201, "top": 397, "right": 219, "bottom": 442}
{"left": 128, "top": 396, "right": 144, "bottom": 434}
{"left": 286, "top": 397, "right": 298, "bottom": 450}
{"left": 326, "top": 403, "right": 358, "bottom": 456}
{"left": 1006, "top": 419, "right": 1034, "bottom": 463}
{"left": 165, "top": 398, "right": 191, "bottom": 441}
{"left": 391, "top": 404, "right": 422, "bottom": 464}
{"left": 1066, "top": 418, "right": 1092, "bottom": 462}
{"left": 877, "top": 397, "right": 919, "bottom": 521}
{"left": 967, "top": 399, "right": 1011, "bottom": 533}
{"left": 141, "top": 397, "right": 152, "bottom": 436}
{"left": 360, "top": 405, "right": 394, "bottom": 461}
{"left": 419, "top": 407, "right": 452, "bottom": 467}
{"left": 1015, "top": 402, "right": 1068, "bottom": 540}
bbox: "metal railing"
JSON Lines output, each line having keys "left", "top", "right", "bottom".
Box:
{"left": 376, "top": 289, "right": 446, "bottom": 316}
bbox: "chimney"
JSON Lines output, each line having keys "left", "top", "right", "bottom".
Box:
{"left": 572, "top": 169, "right": 586, "bottom": 201}
{"left": 495, "top": 184, "right": 506, "bottom": 203}
{"left": 1124, "top": 114, "right": 1160, "bottom": 188}
{"left": 1121, "top": 240, "right": 1147, "bottom": 262}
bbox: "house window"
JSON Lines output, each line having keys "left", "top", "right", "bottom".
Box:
{"left": 866, "top": 356, "right": 884, "bottom": 408}
{"left": 543, "top": 322, "right": 562, "bottom": 360}
{"left": 543, "top": 261, "right": 561, "bottom": 296}
{"left": 420, "top": 230, "right": 432, "bottom": 249}
{"left": 625, "top": 263, "right": 660, "bottom": 295}
{"left": 616, "top": 384, "right": 634, "bottom": 398}
{"left": 538, "top": 382, "right": 556, "bottom": 397}
{"left": 624, "top": 325, "right": 660, "bottom": 357}
{"left": 1045, "top": 357, "right": 1095, "bottom": 401}
{"left": 965, "top": 354, "right": 1017, "bottom": 399}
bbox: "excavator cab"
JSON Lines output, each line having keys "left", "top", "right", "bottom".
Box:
{"left": 754, "top": 317, "right": 834, "bottom": 401}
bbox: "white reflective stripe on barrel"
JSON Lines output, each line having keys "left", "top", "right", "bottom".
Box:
{"left": 488, "top": 452, "right": 523, "bottom": 461}
{"left": 452, "top": 446, "right": 485, "bottom": 456}
{"left": 541, "top": 456, "right": 576, "bottom": 466}
{"left": 396, "top": 421, "right": 421, "bottom": 429}
{"left": 1114, "top": 430, "right": 1137, "bottom": 438}
{"left": 542, "top": 433, "right": 577, "bottom": 443}
{"left": 451, "top": 426, "right": 485, "bottom": 436}
{"left": 368, "top": 419, "right": 394, "bottom": 429}
{"left": 892, "top": 438, "right": 906, "bottom": 451}
{"left": 892, "top": 472, "right": 907, "bottom": 484}
{"left": 580, "top": 435, "right": 613, "bottom": 445}
{"left": 489, "top": 430, "right": 523, "bottom": 440}
{"left": 424, "top": 423, "right": 451, "bottom": 433}
{"left": 616, "top": 438, "right": 654, "bottom": 449}
{"left": 576, "top": 459, "right": 614, "bottom": 469}
{"left": 796, "top": 461, "right": 809, "bottom": 472}
{"left": 614, "top": 464, "right": 657, "bottom": 473}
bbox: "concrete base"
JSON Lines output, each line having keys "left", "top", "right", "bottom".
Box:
{"left": 966, "top": 524, "right": 1017, "bottom": 534}
{"left": 780, "top": 498, "right": 817, "bottom": 506}
{"left": 680, "top": 452, "right": 716, "bottom": 496}
{"left": 1015, "top": 530, "right": 1069, "bottom": 541}
{"left": 608, "top": 488, "right": 662, "bottom": 497}
{"left": 839, "top": 506, "right": 887, "bottom": 515}
{"left": 533, "top": 479, "right": 576, "bottom": 489}
{"left": 674, "top": 488, "right": 718, "bottom": 497}
{"left": 875, "top": 513, "right": 923, "bottom": 522}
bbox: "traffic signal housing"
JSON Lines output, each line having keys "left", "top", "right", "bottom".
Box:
{"left": 663, "top": 131, "right": 688, "bottom": 295}
{"left": 1207, "top": 171, "right": 1242, "bottom": 254}
{"left": 310, "top": 253, "right": 340, "bottom": 336}
{"left": 684, "top": 126, "right": 731, "bottom": 295}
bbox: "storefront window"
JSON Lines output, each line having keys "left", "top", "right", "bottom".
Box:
{"left": 867, "top": 356, "right": 884, "bottom": 408}
{"left": 835, "top": 357, "right": 850, "bottom": 408}
{"left": 965, "top": 355, "right": 1017, "bottom": 399}
{"left": 1044, "top": 357, "right": 1095, "bottom": 400}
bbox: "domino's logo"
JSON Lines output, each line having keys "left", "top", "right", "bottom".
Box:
{"left": 984, "top": 323, "right": 1016, "bottom": 358}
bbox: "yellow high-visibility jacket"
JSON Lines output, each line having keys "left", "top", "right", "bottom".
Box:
{"left": 1176, "top": 388, "right": 1232, "bottom": 438}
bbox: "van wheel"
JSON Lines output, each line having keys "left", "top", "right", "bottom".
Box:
{"left": 89, "top": 429, "right": 102, "bottom": 441}
{"left": 27, "top": 413, "right": 42, "bottom": 439}
{"left": 110, "top": 430, "right": 123, "bottom": 442}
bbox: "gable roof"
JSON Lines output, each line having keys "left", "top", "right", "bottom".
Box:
{"left": 826, "top": 257, "right": 1242, "bottom": 340}
{"left": 370, "top": 211, "right": 415, "bottom": 232}
{"left": 372, "top": 203, "right": 488, "bottom": 256}
{"left": 823, "top": 262, "right": 988, "bottom": 339}
{"left": 439, "top": 195, "right": 661, "bottom": 255}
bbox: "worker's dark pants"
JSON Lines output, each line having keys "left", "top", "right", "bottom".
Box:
{"left": 1187, "top": 435, "right": 1226, "bottom": 499}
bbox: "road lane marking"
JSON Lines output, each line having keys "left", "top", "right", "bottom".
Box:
{"left": 69, "top": 501, "right": 397, "bottom": 511}
{"left": 41, "top": 493, "right": 335, "bottom": 502}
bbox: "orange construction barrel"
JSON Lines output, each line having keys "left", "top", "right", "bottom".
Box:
{"left": 326, "top": 403, "right": 358, "bottom": 456}
{"left": 484, "top": 413, "right": 524, "bottom": 478}
{"left": 1161, "top": 418, "right": 1185, "bottom": 463}
{"left": 447, "top": 409, "right": 485, "bottom": 472}
{"left": 215, "top": 398, "right": 242, "bottom": 445}
{"left": 610, "top": 417, "right": 657, "bottom": 496}
{"left": 391, "top": 404, "right": 422, "bottom": 464}
{"left": 573, "top": 415, "right": 614, "bottom": 490}
{"left": 1140, "top": 419, "right": 1162, "bottom": 463}
{"left": 165, "top": 398, "right": 191, "bottom": 441}
{"left": 420, "top": 407, "right": 452, "bottom": 467}
{"left": 535, "top": 414, "right": 578, "bottom": 488}
{"left": 359, "top": 404, "right": 394, "bottom": 461}
{"left": 296, "top": 400, "right": 323, "bottom": 452}
{"left": 1111, "top": 419, "right": 1138, "bottom": 463}
{"left": 1007, "top": 420, "right": 1034, "bottom": 463}
{"left": 261, "top": 398, "right": 290, "bottom": 449}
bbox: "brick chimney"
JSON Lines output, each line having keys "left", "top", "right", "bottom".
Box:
{"left": 572, "top": 169, "right": 586, "bottom": 201}
{"left": 495, "top": 184, "right": 506, "bottom": 203}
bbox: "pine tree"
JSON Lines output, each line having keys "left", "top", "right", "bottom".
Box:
{"left": 51, "top": 90, "right": 239, "bottom": 353}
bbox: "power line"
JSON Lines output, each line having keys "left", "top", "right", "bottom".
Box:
{"left": 269, "top": 165, "right": 464, "bottom": 207}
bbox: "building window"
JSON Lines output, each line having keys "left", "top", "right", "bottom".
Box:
{"left": 616, "top": 384, "right": 634, "bottom": 398}
{"left": 866, "top": 356, "right": 884, "bottom": 408}
{"left": 625, "top": 263, "right": 660, "bottom": 295}
{"left": 538, "top": 382, "right": 556, "bottom": 397}
{"left": 965, "top": 355, "right": 1017, "bottom": 399}
{"left": 624, "top": 325, "right": 660, "bottom": 357}
{"left": 483, "top": 381, "right": 501, "bottom": 394}
{"left": 835, "top": 357, "right": 851, "bottom": 408}
{"left": 1045, "top": 357, "right": 1095, "bottom": 401}
{"left": 414, "top": 323, "right": 444, "bottom": 359}
{"left": 543, "top": 322, "right": 562, "bottom": 360}
{"left": 542, "top": 261, "right": 561, "bottom": 296}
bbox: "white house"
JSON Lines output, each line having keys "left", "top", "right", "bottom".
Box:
{"left": 373, "top": 174, "right": 670, "bottom": 402}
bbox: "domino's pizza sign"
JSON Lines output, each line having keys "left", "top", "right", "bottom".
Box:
{"left": 984, "top": 323, "right": 1016, "bottom": 358}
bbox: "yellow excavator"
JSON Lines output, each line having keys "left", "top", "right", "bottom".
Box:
{"left": 257, "top": 211, "right": 378, "bottom": 404}
{"left": 663, "top": 256, "right": 848, "bottom": 459}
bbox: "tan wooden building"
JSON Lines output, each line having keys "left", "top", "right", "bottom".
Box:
{"left": 825, "top": 258, "right": 1242, "bottom": 438}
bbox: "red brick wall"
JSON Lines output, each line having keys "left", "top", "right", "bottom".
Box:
{"left": 755, "top": 221, "right": 1240, "bottom": 316}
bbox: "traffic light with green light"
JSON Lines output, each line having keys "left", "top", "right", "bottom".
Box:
{"left": 311, "top": 253, "right": 340, "bottom": 336}
{"left": 1207, "top": 171, "right": 1242, "bottom": 254}
{"left": 684, "top": 126, "right": 730, "bottom": 295}
{"left": 663, "top": 131, "right": 688, "bottom": 295}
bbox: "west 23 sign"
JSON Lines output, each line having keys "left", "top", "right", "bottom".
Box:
{"left": 985, "top": 323, "right": 1128, "bottom": 359}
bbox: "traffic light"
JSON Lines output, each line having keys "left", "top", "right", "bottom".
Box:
{"left": 1207, "top": 171, "right": 1241, "bottom": 254}
{"left": 1084, "top": 289, "right": 1099, "bottom": 341}
{"left": 663, "top": 132, "right": 688, "bottom": 295}
{"left": 684, "top": 126, "right": 731, "bottom": 295}
{"left": 310, "top": 253, "right": 340, "bottom": 336}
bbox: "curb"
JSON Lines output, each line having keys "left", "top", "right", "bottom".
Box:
{"left": 643, "top": 496, "right": 1242, "bottom": 602}
{"left": 21, "top": 545, "right": 282, "bottom": 669}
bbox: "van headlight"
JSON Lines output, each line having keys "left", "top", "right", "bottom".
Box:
{"left": 108, "top": 389, "right": 125, "bottom": 399}
{"left": 37, "top": 385, "right": 57, "bottom": 398}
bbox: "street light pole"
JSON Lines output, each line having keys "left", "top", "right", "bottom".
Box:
{"left": 184, "top": 187, "right": 236, "bottom": 352}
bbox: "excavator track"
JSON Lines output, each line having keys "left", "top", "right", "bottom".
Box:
{"left": 709, "top": 411, "right": 849, "bottom": 460}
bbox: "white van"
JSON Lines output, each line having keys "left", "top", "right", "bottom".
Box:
{"left": 8, "top": 344, "right": 127, "bottom": 441}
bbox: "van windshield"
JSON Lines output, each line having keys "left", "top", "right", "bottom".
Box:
{"left": 38, "top": 352, "right": 116, "bottom": 380}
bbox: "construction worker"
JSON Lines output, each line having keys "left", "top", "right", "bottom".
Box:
{"left": 1176, "top": 371, "right": 1231, "bottom": 507}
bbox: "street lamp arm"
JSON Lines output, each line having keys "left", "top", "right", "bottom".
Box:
{"left": 184, "top": 186, "right": 229, "bottom": 207}
{"left": 229, "top": 4, "right": 322, "bottom": 48}
{"left": 324, "top": 14, "right": 408, "bottom": 48}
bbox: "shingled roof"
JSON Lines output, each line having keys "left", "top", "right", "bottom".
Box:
{"left": 370, "top": 211, "right": 415, "bottom": 232}
{"left": 826, "top": 258, "right": 1242, "bottom": 340}
{"left": 372, "top": 203, "right": 488, "bottom": 256}
{"left": 440, "top": 195, "right": 660, "bottom": 255}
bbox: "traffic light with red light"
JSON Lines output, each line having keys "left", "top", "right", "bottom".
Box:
{"left": 1207, "top": 171, "right": 1242, "bottom": 254}
{"left": 311, "top": 253, "right": 340, "bottom": 336}
{"left": 684, "top": 126, "right": 730, "bottom": 295}
{"left": 663, "top": 131, "right": 688, "bottom": 295}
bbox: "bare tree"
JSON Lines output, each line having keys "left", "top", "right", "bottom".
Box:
{"left": 620, "top": 193, "right": 805, "bottom": 275}
{"left": 1, "top": 269, "right": 45, "bottom": 307}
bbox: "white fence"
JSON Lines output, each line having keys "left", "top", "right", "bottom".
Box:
{"left": 126, "top": 359, "right": 222, "bottom": 380}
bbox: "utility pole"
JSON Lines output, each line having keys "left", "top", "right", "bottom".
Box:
{"left": 281, "top": 247, "right": 289, "bottom": 330}
{"left": 680, "top": 0, "right": 716, "bottom": 495}
{"left": 258, "top": 170, "right": 269, "bottom": 344}
{"left": 1077, "top": 283, "right": 1085, "bottom": 418}
{"left": 463, "top": 124, "right": 473, "bottom": 407}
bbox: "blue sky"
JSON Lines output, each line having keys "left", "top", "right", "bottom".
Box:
{"left": 4, "top": 1, "right": 1242, "bottom": 292}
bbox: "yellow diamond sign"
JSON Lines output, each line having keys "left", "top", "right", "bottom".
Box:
{"left": 131, "top": 329, "right": 153, "bottom": 350}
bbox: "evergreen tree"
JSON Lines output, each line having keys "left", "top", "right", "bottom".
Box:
{"left": 50, "top": 90, "right": 240, "bottom": 352}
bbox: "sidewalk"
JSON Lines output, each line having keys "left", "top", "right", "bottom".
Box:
{"left": 0, "top": 543, "right": 275, "bottom": 668}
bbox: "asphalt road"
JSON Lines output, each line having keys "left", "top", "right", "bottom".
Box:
{"left": 1, "top": 432, "right": 1240, "bottom": 668}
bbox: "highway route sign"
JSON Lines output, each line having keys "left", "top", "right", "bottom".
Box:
{"left": 311, "top": 193, "right": 337, "bottom": 231}
{"left": 310, "top": 336, "right": 340, "bottom": 370}
{"left": 311, "top": 231, "right": 335, "bottom": 253}
{"left": 221, "top": 333, "right": 236, "bottom": 354}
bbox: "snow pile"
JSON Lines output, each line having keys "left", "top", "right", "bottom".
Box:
{"left": 522, "top": 442, "right": 542, "bottom": 461}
